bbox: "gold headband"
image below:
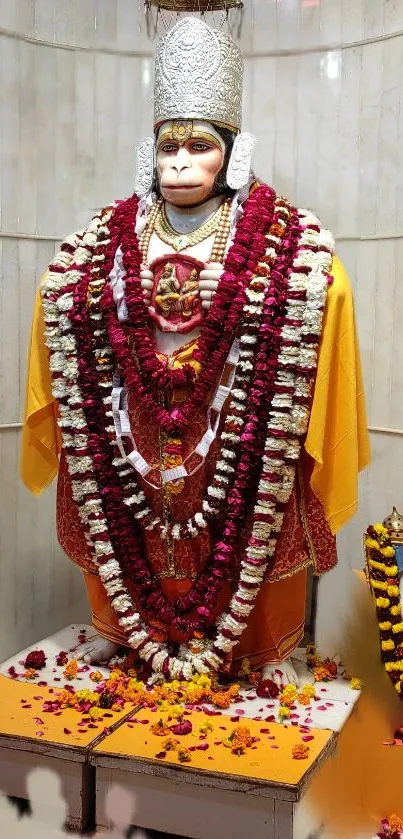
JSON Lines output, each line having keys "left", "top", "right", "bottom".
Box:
{"left": 157, "top": 120, "right": 224, "bottom": 152}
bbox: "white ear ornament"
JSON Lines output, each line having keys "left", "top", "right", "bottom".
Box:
{"left": 135, "top": 137, "right": 155, "bottom": 198}
{"left": 226, "top": 132, "right": 256, "bottom": 191}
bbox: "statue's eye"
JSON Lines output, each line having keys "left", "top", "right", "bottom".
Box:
{"left": 160, "top": 143, "right": 177, "bottom": 153}
{"left": 191, "top": 142, "right": 211, "bottom": 152}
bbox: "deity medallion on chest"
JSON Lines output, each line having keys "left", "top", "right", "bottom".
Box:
{"left": 148, "top": 253, "right": 204, "bottom": 333}
{"left": 140, "top": 195, "right": 232, "bottom": 334}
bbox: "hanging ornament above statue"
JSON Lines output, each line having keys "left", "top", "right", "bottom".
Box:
{"left": 143, "top": 1, "right": 244, "bottom": 40}
{"left": 144, "top": 1, "right": 243, "bottom": 11}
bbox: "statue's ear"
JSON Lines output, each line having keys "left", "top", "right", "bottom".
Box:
{"left": 135, "top": 137, "right": 155, "bottom": 197}
{"left": 226, "top": 132, "right": 256, "bottom": 190}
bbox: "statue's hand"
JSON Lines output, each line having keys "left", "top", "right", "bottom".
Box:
{"left": 140, "top": 265, "right": 154, "bottom": 304}
{"left": 199, "top": 262, "right": 223, "bottom": 311}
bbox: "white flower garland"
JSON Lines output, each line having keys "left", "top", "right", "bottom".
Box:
{"left": 87, "top": 196, "right": 291, "bottom": 543}
{"left": 41, "top": 202, "right": 334, "bottom": 681}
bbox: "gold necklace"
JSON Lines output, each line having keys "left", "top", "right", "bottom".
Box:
{"left": 155, "top": 202, "right": 225, "bottom": 253}
{"left": 140, "top": 197, "right": 232, "bottom": 265}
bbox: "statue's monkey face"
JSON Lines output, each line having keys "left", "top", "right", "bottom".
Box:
{"left": 156, "top": 120, "right": 226, "bottom": 207}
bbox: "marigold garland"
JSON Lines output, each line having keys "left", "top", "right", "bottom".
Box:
{"left": 365, "top": 523, "right": 403, "bottom": 696}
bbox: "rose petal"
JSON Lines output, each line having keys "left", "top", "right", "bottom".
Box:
{"left": 201, "top": 707, "right": 221, "bottom": 716}
{"left": 260, "top": 728, "right": 271, "bottom": 734}
{"left": 63, "top": 728, "right": 71, "bottom": 735}
{"left": 301, "top": 735, "right": 314, "bottom": 742}
{"left": 34, "top": 718, "right": 44, "bottom": 725}
{"left": 230, "top": 716, "right": 239, "bottom": 722}
{"left": 316, "top": 705, "right": 328, "bottom": 711}
{"left": 170, "top": 720, "right": 192, "bottom": 736}
{"left": 155, "top": 751, "right": 166, "bottom": 759}
{"left": 197, "top": 743, "right": 209, "bottom": 751}
{"left": 35, "top": 731, "right": 44, "bottom": 737}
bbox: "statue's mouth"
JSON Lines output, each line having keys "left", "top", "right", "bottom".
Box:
{"left": 164, "top": 183, "right": 203, "bottom": 190}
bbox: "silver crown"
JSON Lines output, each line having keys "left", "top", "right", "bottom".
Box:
{"left": 153, "top": 17, "right": 243, "bottom": 131}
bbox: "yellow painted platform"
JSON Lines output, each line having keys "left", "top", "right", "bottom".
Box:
{"left": 0, "top": 673, "right": 126, "bottom": 751}
{"left": 93, "top": 707, "right": 336, "bottom": 791}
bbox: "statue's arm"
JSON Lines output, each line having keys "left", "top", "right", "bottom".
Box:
{"left": 20, "top": 272, "right": 61, "bottom": 495}
{"left": 304, "top": 255, "right": 371, "bottom": 535}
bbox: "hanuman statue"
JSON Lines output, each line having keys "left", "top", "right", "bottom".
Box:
{"left": 21, "top": 19, "right": 370, "bottom": 685}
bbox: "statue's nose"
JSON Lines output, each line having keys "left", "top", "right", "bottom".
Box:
{"left": 172, "top": 147, "right": 191, "bottom": 174}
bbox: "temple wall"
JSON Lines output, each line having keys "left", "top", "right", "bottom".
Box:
{"left": 1, "top": 0, "right": 403, "bottom": 658}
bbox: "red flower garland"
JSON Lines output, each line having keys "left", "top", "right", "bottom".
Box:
{"left": 175, "top": 206, "right": 303, "bottom": 620}
{"left": 42, "top": 197, "right": 332, "bottom": 677}
{"left": 67, "top": 189, "right": 302, "bottom": 637}
{"left": 100, "top": 187, "right": 276, "bottom": 435}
